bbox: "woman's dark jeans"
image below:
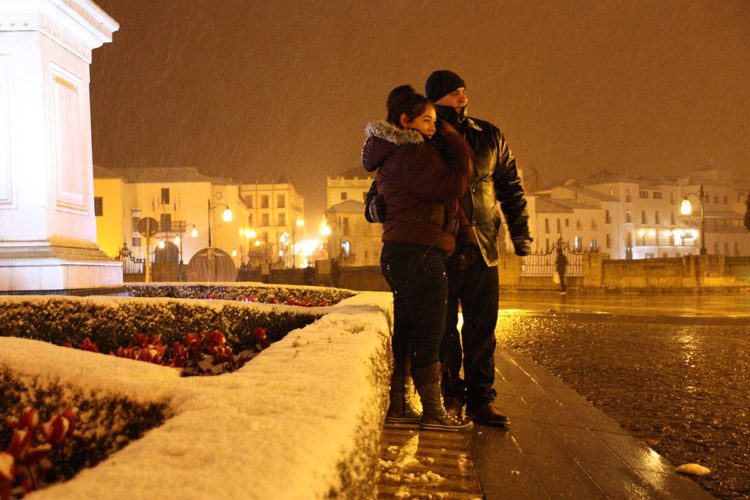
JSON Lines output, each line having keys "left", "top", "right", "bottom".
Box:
{"left": 380, "top": 242, "right": 448, "bottom": 370}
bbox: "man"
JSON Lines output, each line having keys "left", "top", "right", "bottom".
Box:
{"left": 425, "top": 70, "right": 532, "bottom": 427}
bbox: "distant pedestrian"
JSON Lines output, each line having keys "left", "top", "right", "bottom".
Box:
{"left": 744, "top": 190, "right": 750, "bottom": 231}
{"left": 555, "top": 244, "right": 568, "bottom": 293}
{"left": 362, "top": 84, "right": 475, "bottom": 432}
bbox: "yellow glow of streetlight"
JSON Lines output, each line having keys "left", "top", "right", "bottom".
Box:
{"left": 680, "top": 198, "right": 692, "bottom": 216}
{"left": 254, "top": 241, "right": 261, "bottom": 247}
{"left": 296, "top": 218, "right": 305, "bottom": 228}
{"left": 158, "top": 240, "right": 165, "bottom": 249}
{"left": 320, "top": 221, "right": 331, "bottom": 236}
{"left": 222, "top": 208, "right": 233, "bottom": 222}
{"left": 191, "top": 227, "right": 198, "bottom": 238}
{"left": 231, "top": 249, "right": 237, "bottom": 257}
{"left": 174, "top": 235, "right": 181, "bottom": 245}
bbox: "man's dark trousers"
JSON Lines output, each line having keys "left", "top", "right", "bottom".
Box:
{"left": 440, "top": 245, "right": 499, "bottom": 408}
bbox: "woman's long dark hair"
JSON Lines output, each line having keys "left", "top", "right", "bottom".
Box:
{"left": 386, "top": 85, "right": 432, "bottom": 127}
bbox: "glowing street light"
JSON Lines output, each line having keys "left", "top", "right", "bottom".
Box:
{"left": 207, "top": 199, "right": 233, "bottom": 248}
{"left": 680, "top": 184, "right": 707, "bottom": 255}
{"left": 292, "top": 217, "right": 304, "bottom": 268}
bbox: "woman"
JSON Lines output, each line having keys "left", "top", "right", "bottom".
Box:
{"left": 362, "top": 85, "right": 474, "bottom": 432}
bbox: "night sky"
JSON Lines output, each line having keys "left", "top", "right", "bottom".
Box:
{"left": 90, "top": 0, "right": 750, "bottom": 231}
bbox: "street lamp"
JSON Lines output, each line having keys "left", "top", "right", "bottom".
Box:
{"left": 292, "top": 217, "right": 304, "bottom": 268}
{"left": 680, "top": 184, "right": 707, "bottom": 255}
{"left": 320, "top": 220, "right": 331, "bottom": 259}
{"left": 207, "top": 199, "right": 233, "bottom": 248}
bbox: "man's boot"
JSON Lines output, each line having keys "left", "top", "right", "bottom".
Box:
{"left": 385, "top": 357, "right": 421, "bottom": 426}
{"left": 412, "top": 363, "right": 473, "bottom": 432}
{"left": 467, "top": 402, "right": 510, "bottom": 427}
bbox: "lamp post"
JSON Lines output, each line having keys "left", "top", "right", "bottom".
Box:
{"left": 207, "top": 199, "right": 233, "bottom": 248}
{"left": 292, "top": 217, "right": 304, "bottom": 268}
{"left": 320, "top": 219, "right": 331, "bottom": 259}
{"left": 680, "top": 184, "right": 707, "bottom": 255}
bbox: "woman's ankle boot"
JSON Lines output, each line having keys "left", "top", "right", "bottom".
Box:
{"left": 385, "top": 357, "right": 421, "bottom": 426}
{"left": 412, "top": 362, "right": 473, "bottom": 432}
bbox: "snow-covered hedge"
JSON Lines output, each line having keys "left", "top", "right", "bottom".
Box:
{"left": 0, "top": 295, "right": 320, "bottom": 354}
{"left": 0, "top": 291, "right": 394, "bottom": 498}
{"left": 124, "top": 282, "right": 354, "bottom": 306}
{"left": 1, "top": 368, "right": 168, "bottom": 491}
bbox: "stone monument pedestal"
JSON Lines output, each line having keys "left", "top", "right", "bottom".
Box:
{"left": 0, "top": 0, "right": 121, "bottom": 292}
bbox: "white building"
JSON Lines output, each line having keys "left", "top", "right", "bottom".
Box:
{"left": 527, "top": 168, "right": 750, "bottom": 259}
{"left": 239, "top": 181, "right": 304, "bottom": 267}
{"left": 324, "top": 171, "right": 381, "bottom": 266}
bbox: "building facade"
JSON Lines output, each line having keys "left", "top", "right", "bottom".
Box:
{"left": 527, "top": 168, "right": 750, "bottom": 259}
{"left": 324, "top": 173, "right": 381, "bottom": 267}
{"left": 239, "top": 182, "right": 304, "bottom": 267}
{"left": 93, "top": 166, "right": 250, "bottom": 268}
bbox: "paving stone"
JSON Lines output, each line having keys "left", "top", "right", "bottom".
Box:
{"left": 469, "top": 426, "right": 550, "bottom": 499}
{"left": 521, "top": 453, "right": 610, "bottom": 499}
{"left": 574, "top": 461, "right": 658, "bottom": 499}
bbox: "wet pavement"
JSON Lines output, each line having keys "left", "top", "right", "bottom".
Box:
{"left": 494, "top": 293, "right": 750, "bottom": 499}
{"left": 377, "top": 292, "right": 749, "bottom": 498}
{"left": 377, "top": 346, "right": 712, "bottom": 499}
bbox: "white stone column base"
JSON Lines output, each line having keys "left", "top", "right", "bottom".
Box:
{"left": 0, "top": 242, "right": 123, "bottom": 291}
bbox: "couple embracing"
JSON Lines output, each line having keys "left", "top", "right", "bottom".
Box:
{"left": 361, "top": 70, "right": 532, "bottom": 432}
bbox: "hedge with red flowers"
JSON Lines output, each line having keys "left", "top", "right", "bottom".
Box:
{"left": 0, "top": 369, "right": 167, "bottom": 498}
{"left": 0, "top": 296, "right": 320, "bottom": 355}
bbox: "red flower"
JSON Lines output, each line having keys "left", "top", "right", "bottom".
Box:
{"left": 252, "top": 327, "right": 267, "bottom": 341}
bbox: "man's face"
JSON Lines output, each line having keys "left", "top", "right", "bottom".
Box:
{"left": 435, "top": 87, "right": 468, "bottom": 112}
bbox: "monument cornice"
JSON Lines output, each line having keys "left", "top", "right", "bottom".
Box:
{"left": 0, "top": 0, "right": 118, "bottom": 62}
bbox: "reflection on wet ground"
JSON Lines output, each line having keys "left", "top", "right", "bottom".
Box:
{"left": 378, "top": 427, "right": 483, "bottom": 499}
{"left": 500, "top": 291, "right": 750, "bottom": 318}
{"left": 496, "top": 308, "right": 750, "bottom": 498}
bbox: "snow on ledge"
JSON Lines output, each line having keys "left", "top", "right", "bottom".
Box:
{"left": 0, "top": 291, "right": 394, "bottom": 499}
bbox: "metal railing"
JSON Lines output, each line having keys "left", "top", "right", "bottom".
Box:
{"left": 521, "top": 250, "right": 583, "bottom": 278}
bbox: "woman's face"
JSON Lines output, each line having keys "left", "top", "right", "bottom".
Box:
{"left": 401, "top": 105, "right": 437, "bottom": 139}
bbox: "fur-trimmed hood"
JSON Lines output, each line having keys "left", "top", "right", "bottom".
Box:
{"left": 361, "top": 120, "right": 425, "bottom": 172}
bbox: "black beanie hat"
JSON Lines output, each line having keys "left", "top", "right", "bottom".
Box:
{"left": 425, "top": 70, "right": 466, "bottom": 103}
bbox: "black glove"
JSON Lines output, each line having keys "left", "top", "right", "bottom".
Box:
{"left": 364, "top": 179, "right": 386, "bottom": 223}
{"left": 512, "top": 237, "right": 532, "bottom": 257}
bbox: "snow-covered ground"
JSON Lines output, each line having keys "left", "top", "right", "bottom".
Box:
{"left": 0, "top": 291, "right": 393, "bottom": 499}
